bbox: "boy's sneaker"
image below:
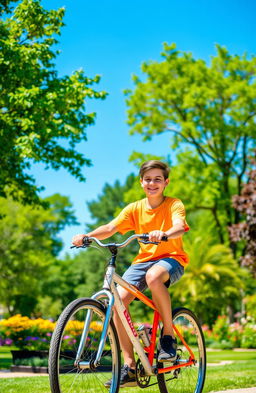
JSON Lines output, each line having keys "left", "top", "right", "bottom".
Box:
{"left": 104, "top": 364, "right": 137, "bottom": 388}
{"left": 158, "top": 335, "right": 177, "bottom": 362}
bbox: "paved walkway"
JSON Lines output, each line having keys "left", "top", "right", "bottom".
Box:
{"left": 214, "top": 389, "right": 256, "bottom": 393}
{"left": 0, "top": 370, "right": 47, "bottom": 378}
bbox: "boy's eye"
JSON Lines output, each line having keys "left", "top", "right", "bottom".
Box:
{"left": 144, "top": 178, "right": 163, "bottom": 183}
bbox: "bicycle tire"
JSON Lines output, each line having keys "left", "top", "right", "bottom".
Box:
{"left": 157, "top": 307, "right": 206, "bottom": 393}
{"left": 48, "top": 298, "right": 121, "bottom": 393}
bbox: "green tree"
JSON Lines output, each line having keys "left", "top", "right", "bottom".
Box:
{"left": 0, "top": 0, "right": 107, "bottom": 204}
{"left": 0, "top": 194, "right": 77, "bottom": 315}
{"left": 125, "top": 43, "right": 256, "bottom": 249}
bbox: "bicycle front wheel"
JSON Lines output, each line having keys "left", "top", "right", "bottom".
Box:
{"left": 157, "top": 307, "right": 206, "bottom": 393}
{"left": 48, "top": 298, "right": 121, "bottom": 393}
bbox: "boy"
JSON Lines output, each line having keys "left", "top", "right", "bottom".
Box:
{"left": 72, "top": 160, "right": 189, "bottom": 387}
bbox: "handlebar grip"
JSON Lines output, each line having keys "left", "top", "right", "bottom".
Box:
{"left": 141, "top": 233, "right": 168, "bottom": 242}
{"left": 82, "top": 236, "right": 92, "bottom": 246}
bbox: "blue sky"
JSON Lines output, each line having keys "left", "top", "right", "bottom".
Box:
{"left": 36, "top": 0, "right": 255, "bottom": 256}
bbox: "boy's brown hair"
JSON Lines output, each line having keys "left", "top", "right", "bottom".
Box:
{"left": 139, "top": 160, "right": 170, "bottom": 180}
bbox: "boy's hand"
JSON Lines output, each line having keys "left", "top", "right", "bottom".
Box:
{"left": 72, "top": 234, "right": 86, "bottom": 246}
{"left": 148, "top": 230, "right": 166, "bottom": 243}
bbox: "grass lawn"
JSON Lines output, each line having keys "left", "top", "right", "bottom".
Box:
{"left": 0, "top": 346, "right": 14, "bottom": 369}
{"left": 0, "top": 348, "right": 255, "bottom": 393}
{"left": 206, "top": 349, "right": 256, "bottom": 363}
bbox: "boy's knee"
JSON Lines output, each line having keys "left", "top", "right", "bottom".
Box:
{"left": 146, "top": 269, "right": 169, "bottom": 289}
{"left": 146, "top": 270, "right": 159, "bottom": 288}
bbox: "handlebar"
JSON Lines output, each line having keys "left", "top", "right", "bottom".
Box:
{"left": 71, "top": 233, "right": 168, "bottom": 250}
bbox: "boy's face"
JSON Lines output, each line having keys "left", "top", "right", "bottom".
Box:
{"left": 140, "top": 168, "right": 169, "bottom": 198}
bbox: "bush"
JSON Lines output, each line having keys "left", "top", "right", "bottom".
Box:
{"left": 241, "top": 319, "right": 256, "bottom": 348}
{"left": 204, "top": 315, "right": 256, "bottom": 349}
{"left": 0, "top": 314, "right": 103, "bottom": 351}
{"left": 244, "top": 294, "right": 256, "bottom": 320}
{"left": 208, "top": 340, "right": 234, "bottom": 350}
{"left": 212, "top": 316, "right": 229, "bottom": 342}
{"left": 0, "top": 314, "right": 55, "bottom": 350}
{"left": 14, "top": 357, "right": 48, "bottom": 367}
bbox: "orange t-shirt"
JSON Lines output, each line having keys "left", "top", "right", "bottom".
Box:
{"left": 110, "top": 197, "right": 189, "bottom": 267}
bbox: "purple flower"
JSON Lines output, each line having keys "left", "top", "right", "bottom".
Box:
{"left": 68, "top": 339, "right": 77, "bottom": 345}
{"left": 46, "top": 332, "right": 52, "bottom": 337}
{"left": 0, "top": 338, "right": 13, "bottom": 346}
{"left": 5, "top": 338, "right": 13, "bottom": 345}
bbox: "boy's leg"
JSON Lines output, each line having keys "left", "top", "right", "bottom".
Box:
{"left": 105, "top": 287, "right": 137, "bottom": 388}
{"left": 113, "top": 286, "right": 136, "bottom": 368}
{"left": 145, "top": 265, "right": 175, "bottom": 337}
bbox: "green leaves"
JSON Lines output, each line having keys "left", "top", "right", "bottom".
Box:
{"left": 0, "top": 193, "right": 78, "bottom": 315}
{"left": 126, "top": 42, "right": 256, "bottom": 164}
{"left": 0, "top": 0, "right": 107, "bottom": 205}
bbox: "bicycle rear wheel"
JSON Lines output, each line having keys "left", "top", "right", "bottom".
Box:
{"left": 157, "top": 307, "right": 206, "bottom": 393}
{"left": 49, "top": 298, "right": 120, "bottom": 393}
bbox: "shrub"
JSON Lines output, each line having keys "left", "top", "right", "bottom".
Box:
{"left": 0, "top": 314, "right": 103, "bottom": 351}
{"left": 212, "top": 315, "right": 229, "bottom": 342}
{"left": 0, "top": 314, "right": 55, "bottom": 350}
{"left": 241, "top": 319, "right": 256, "bottom": 348}
{"left": 206, "top": 315, "right": 256, "bottom": 349}
{"left": 244, "top": 294, "right": 256, "bottom": 320}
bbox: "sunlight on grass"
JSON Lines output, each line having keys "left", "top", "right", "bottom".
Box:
{"left": 0, "top": 351, "right": 255, "bottom": 393}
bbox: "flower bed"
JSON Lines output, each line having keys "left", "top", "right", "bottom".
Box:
{"left": 0, "top": 314, "right": 103, "bottom": 352}
{"left": 202, "top": 315, "right": 256, "bottom": 349}
{"left": 0, "top": 315, "right": 55, "bottom": 350}
{"left": 1, "top": 313, "right": 255, "bottom": 354}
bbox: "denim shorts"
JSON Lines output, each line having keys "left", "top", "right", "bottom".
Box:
{"left": 122, "top": 258, "right": 184, "bottom": 292}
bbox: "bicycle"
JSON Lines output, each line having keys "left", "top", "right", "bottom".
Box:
{"left": 48, "top": 233, "right": 206, "bottom": 393}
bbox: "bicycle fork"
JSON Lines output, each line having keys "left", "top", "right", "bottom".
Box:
{"left": 75, "top": 289, "right": 115, "bottom": 369}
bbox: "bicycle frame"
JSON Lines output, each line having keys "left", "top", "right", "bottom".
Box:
{"left": 76, "top": 264, "right": 196, "bottom": 376}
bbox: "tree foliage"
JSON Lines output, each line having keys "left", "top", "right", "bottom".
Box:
{"left": 125, "top": 43, "right": 256, "bottom": 247}
{"left": 0, "top": 194, "right": 77, "bottom": 315}
{"left": 0, "top": 0, "right": 107, "bottom": 204}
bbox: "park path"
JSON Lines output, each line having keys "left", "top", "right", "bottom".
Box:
{"left": 0, "top": 370, "right": 48, "bottom": 378}
{"left": 214, "top": 389, "right": 256, "bottom": 393}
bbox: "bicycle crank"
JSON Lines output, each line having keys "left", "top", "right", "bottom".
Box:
{"left": 135, "top": 359, "right": 151, "bottom": 388}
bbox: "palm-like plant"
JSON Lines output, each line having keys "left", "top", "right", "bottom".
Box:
{"left": 172, "top": 235, "right": 246, "bottom": 326}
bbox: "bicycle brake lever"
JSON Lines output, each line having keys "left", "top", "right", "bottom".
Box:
{"left": 70, "top": 245, "right": 87, "bottom": 249}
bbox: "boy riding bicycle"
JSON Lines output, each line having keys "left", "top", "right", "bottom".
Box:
{"left": 72, "top": 160, "right": 189, "bottom": 387}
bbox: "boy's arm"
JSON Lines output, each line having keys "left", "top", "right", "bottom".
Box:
{"left": 165, "top": 218, "right": 186, "bottom": 238}
{"left": 72, "top": 223, "right": 118, "bottom": 246}
{"left": 149, "top": 219, "right": 185, "bottom": 242}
